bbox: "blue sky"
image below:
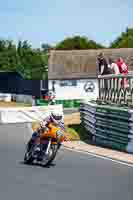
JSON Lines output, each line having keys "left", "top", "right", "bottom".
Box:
{"left": 0, "top": 0, "right": 132, "bottom": 48}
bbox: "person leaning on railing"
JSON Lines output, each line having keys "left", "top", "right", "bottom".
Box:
{"left": 116, "top": 57, "right": 129, "bottom": 88}
{"left": 108, "top": 58, "right": 120, "bottom": 75}
{"left": 97, "top": 53, "right": 113, "bottom": 75}
{"left": 97, "top": 53, "right": 114, "bottom": 96}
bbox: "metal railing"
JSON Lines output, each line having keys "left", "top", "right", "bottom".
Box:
{"left": 97, "top": 74, "right": 133, "bottom": 105}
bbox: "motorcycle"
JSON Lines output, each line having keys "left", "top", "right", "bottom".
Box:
{"left": 24, "top": 123, "right": 66, "bottom": 166}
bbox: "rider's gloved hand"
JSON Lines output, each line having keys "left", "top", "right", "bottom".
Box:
{"left": 32, "top": 132, "right": 38, "bottom": 139}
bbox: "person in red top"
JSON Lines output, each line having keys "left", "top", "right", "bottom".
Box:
{"left": 116, "top": 57, "right": 128, "bottom": 74}
{"left": 116, "top": 57, "right": 129, "bottom": 88}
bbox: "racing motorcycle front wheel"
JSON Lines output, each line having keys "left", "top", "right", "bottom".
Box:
{"left": 41, "top": 143, "right": 60, "bottom": 166}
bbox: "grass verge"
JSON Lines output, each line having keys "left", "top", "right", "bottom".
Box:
{"left": 65, "top": 123, "right": 91, "bottom": 142}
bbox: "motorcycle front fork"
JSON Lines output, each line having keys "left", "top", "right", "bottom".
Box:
{"left": 45, "top": 139, "right": 51, "bottom": 155}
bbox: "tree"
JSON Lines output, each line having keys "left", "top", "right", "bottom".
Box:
{"left": 0, "top": 39, "right": 48, "bottom": 79}
{"left": 110, "top": 28, "right": 133, "bottom": 48}
{"left": 0, "top": 40, "right": 6, "bottom": 51}
{"left": 55, "top": 35, "right": 105, "bottom": 50}
{"left": 0, "top": 40, "right": 18, "bottom": 72}
{"left": 41, "top": 43, "right": 51, "bottom": 53}
{"left": 16, "top": 41, "right": 48, "bottom": 79}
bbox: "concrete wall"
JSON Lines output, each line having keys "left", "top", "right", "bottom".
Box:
{"left": 15, "top": 95, "right": 33, "bottom": 104}
{"left": 49, "top": 79, "right": 98, "bottom": 100}
{"left": 49, "top": 48, "right": 133, "bottom": 80}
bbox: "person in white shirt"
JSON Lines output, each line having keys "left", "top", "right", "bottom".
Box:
{"left": 108, "top": 58, "right": 120, "bottom": 74}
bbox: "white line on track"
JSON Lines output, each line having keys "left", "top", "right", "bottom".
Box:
{"left": 64, "top": 147, "right": 133, "bottom": 168}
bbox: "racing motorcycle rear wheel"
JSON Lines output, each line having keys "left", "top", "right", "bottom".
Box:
{"left": 24, "top": 141, "right": 34, "bottom": 164}
{"left": 24, "top": 150, "right": 34, "bottom": 164}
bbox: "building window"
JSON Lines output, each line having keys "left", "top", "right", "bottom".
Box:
{"left": 60, "top": 80, "right": 77, "bottom": 87}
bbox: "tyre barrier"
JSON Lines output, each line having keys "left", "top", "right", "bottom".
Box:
{"left": 35, "top": 99, "right": 81, "bottom": 108}
{"left": 80, "top": 101, "right": 133, "bottom": 154}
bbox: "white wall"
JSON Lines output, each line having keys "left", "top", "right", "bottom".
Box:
{"left": 49, "top": 79, "right": 98, "bottom": 100}
{"left": 0, "top": 93, "right": 12, "bottom": 102}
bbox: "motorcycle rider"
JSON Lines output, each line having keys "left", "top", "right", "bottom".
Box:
{"left": 43, "top": 111, "right": 65, "bottom": 131}
{"left": 27, "top": 111, "right": 65, "bottom": 151}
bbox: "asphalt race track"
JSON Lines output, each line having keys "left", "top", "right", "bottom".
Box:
{"left": 0, "top": 123, "right": 133, "bottom": 200}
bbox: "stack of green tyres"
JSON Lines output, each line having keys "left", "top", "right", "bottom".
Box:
{"left": 80, "top": 101, "right": 132, "bottom": 153}
{"left": 95, "top": 104, "right": 129, "bottom": 151}
{"left": 35, "top": 99, "right": 81, "bottom": 108}
{"left": 80, "top": 101, "right": 96, "bottom": 135}
{"left": 35, "top": 99, "right": 48, "bottom": 106}
{"left": 55, "top": 100, "right": 64, "bottom": 105}
{"left": 63, "top": 100, "right": 74, "bottom": 108}
{"left": 55, "top": 99, "right": 81, "bottom": 108}
{"left": 127, "top": 109, "right": 133, "bottom": 153}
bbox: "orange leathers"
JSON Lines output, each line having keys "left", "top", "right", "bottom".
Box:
{"left": 35, "top": 123, "right": 66, "bottom": 145}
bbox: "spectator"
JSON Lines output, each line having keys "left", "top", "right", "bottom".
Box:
{"left": 108, "top": 58, "right": 120, "bottom": 74}
{"left": 97, "top": 53, "right": 112, "bottom": 75}
{"left": 116, "top": 57, "right": 128, "bottom": 74}
{"left": 97, "top": 53, "right": 113, "bottom": 98}
{"left": 116, "top": 57, "right": 129, "bottom": 88}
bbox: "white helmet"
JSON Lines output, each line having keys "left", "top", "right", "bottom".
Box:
{"left": 51, "top": 111, "right": 63, "bottom": 122}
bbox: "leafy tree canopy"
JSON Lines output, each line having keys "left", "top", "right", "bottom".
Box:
{"left": 55, "top": 35, "right": 105, "bottom": 50}
{"left": 110, "top": 28, "right": 133, "bottom": 48}
{"left": 0, "top": 28, "right": 132, "bottom": 79}
{"left": 0, "top": 40, "right": 48, "bottom": 79}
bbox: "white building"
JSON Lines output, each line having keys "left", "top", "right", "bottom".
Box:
{"left": 48, "top": 78, "right": 98, "bottom": 100}
{"left": 48, "top": 50, "right": 98, "bottom": 100}
{"left": 48, "top": 48, "right": 133, "bottom": 101}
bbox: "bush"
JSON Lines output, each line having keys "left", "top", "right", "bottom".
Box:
{"left": 66, "top": 123, "right": 91, "bottom": 142}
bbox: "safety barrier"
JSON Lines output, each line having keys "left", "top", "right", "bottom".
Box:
{"left": 35, "top": 99, "right": 81, "bottom": 108}
{"left": 80, "top": 101, "right": 133, "bottom": 154}
{"left": 98, "top": 74, "right": 133, "bottom": 105}
{"left": 0, "top": 105, "right": 63, "bottom": 124}
{"left": 35, "top": 99, "right": 49, "bottom": 106}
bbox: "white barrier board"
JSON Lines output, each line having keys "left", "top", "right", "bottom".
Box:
{"left": 0, "top": 105, "right": 63, "bottom": 124}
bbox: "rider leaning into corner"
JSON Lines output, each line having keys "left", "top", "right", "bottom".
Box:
{"left": 27, "top": 111, "right": 66, "bottom": 151}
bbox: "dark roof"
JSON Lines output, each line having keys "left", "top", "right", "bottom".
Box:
{"left": 0, "top": 72, "right": 48, "bottom": 97}
{"left": 48, "top": 48, "right": 133, "bottom": 80}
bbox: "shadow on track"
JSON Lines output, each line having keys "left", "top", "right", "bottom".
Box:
{"left": 19, "top": 161, "right": 56, "bottom": 168}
